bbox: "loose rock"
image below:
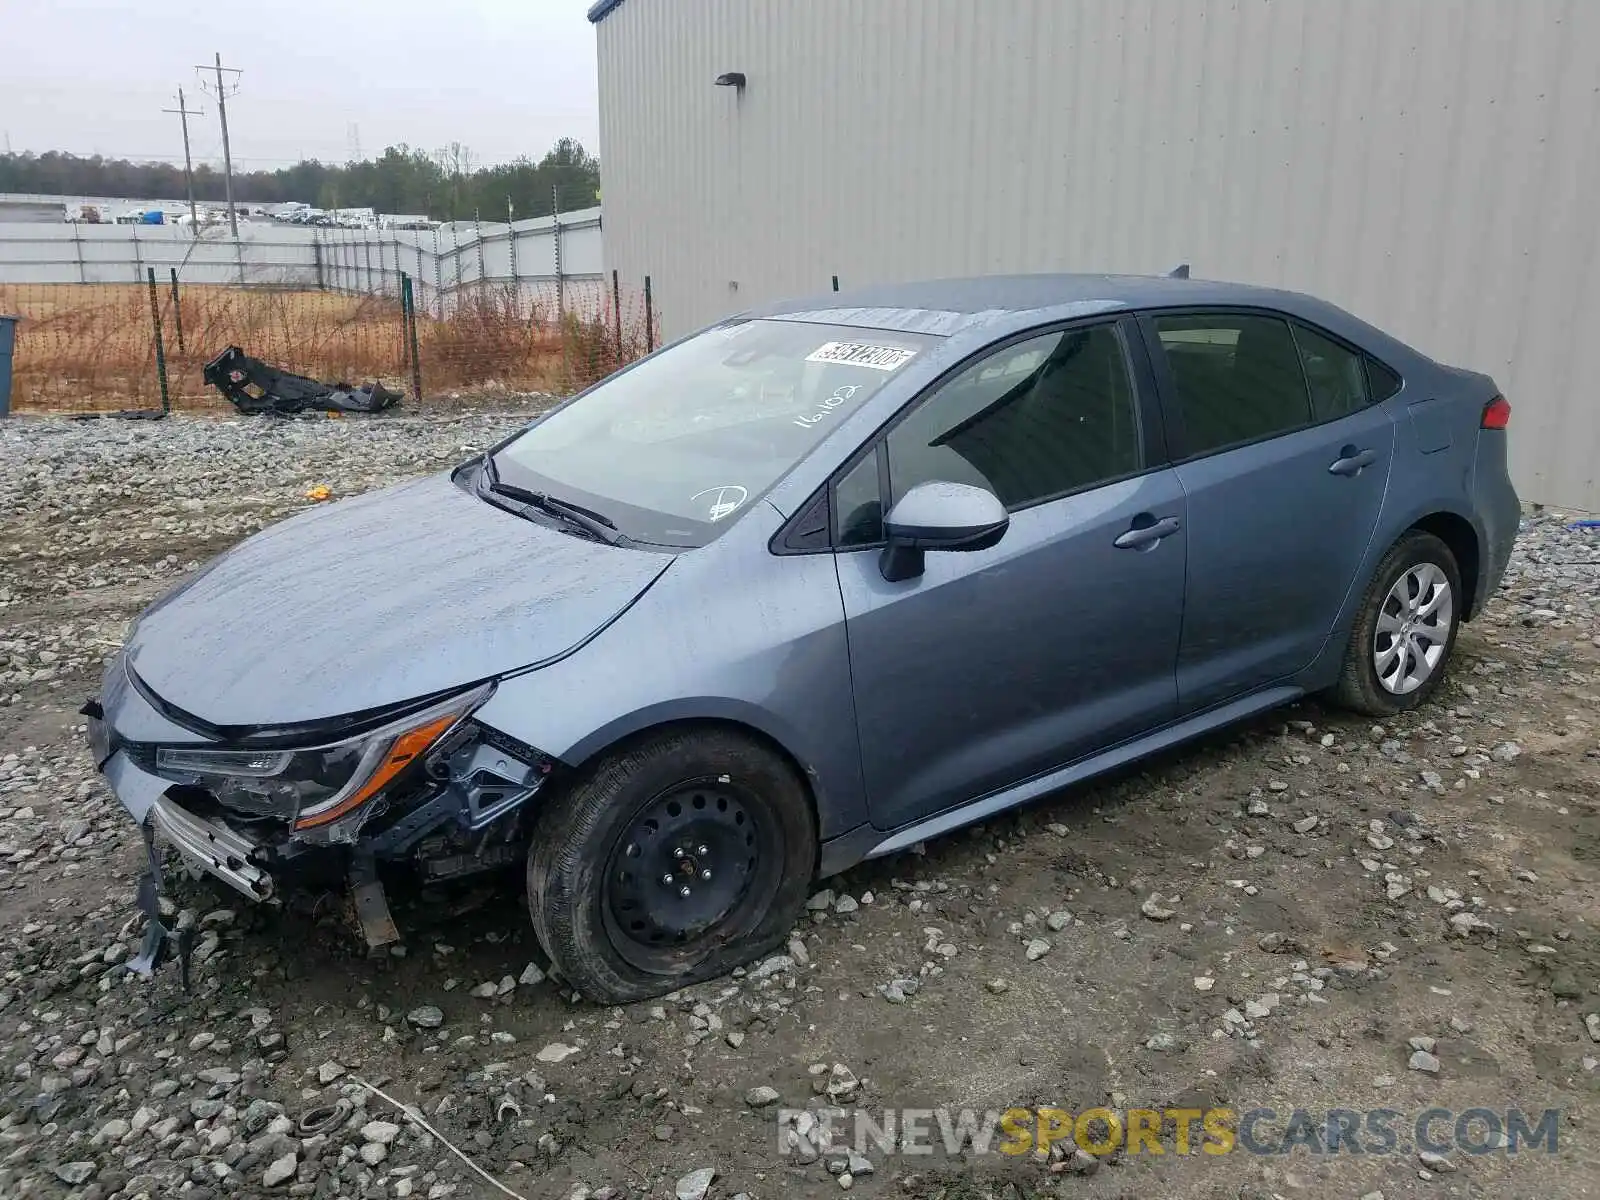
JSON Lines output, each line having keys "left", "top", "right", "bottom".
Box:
{"left": 1140, "top": 894, "right": 1177, "bottom": 921}
{"left": 407, "top": 1006, "right": 445, "bottom": 1029}
{"left": 676, "top": 1167, "right": 716, "bottom": 1200}
{"left": 264, "top": 1151, "right": 298, "bottom": 1187}
{"left": 361, "top": 1120, "right": 401, "bottom": 1145}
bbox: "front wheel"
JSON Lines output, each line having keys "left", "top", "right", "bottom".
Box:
{"left": 527, "top": 728, "right": 816, "bottom": 1003}
{"left": 1331, "top": 530, "right": 1462, "bottom": 717}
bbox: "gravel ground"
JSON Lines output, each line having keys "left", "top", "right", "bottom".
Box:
{"left": 2, "top": 411, "right": 1600, "bottom": 1200}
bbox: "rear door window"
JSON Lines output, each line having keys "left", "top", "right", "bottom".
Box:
{"left": 1152, "top": 313, "right": 1313, "bottom": 457}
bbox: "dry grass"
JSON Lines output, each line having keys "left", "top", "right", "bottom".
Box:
{"left": 0, "top": 281, "right": 654, "bottom": 413}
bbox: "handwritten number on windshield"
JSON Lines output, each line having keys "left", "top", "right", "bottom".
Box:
{"left": 793, "top": 384, "right": 862, "bottom": 429}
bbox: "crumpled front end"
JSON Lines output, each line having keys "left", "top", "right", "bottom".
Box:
{"left": 85, "top": 652, "right": 553, "bottom": 984}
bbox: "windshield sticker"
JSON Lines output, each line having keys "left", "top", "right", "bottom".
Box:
{"left": 805, "top": 341, "right": 918, "bottom": 371}
{"left": 691, "top": 484, "right": 749, "bottom": 522}
{"left": 793, "top": 383, "right": 864, "bottom": 429}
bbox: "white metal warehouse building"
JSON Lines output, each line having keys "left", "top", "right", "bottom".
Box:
{"left": 589, "top": 0, "right": 1600, "bottom": 511}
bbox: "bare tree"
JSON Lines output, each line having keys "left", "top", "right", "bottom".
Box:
{"left": 433, "top": 142, "right": 477, "bottom": 219}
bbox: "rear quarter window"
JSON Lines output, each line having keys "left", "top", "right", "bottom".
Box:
{"left": 1365, "top": 357, "right": 1403, "bottom": 401}
{"left": 1291, "top": 323, "right": 1369, "bottom": 421}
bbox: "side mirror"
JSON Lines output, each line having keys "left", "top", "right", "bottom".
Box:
{"left": 879, "top": 481, "right": 1009, "bottom": 582}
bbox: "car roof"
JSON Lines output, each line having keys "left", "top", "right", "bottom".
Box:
{"left": 743, "top": 273, "right": 1415, "bottom": 361}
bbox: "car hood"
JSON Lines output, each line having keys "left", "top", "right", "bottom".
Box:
{"left": 126, "top": 472, "right": 675, "bottom": 728}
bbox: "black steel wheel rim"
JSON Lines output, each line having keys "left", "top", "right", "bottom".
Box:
{"left": 602, "top": 777, "right": 781, "bottom": 973}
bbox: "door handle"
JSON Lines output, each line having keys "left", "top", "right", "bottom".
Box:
{"left": 1114, "top": 514, "right": 1181, "bottom": 550}
{"left": 1328, "top": 446, "right": 1378, "bottom": 476}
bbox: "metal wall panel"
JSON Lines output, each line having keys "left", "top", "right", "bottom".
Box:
{"left": 595, "top": 0, "right": 1600, "bottom": 509}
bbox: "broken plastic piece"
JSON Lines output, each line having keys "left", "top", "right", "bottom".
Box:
{"left": 203, "top": 345, "right": 402, "bottom": 416}
{"left": 125, "top": 825, "right": 196, "bottom": 990}
{"left": 125, "top": 870, "right": 167, "bottom": 977}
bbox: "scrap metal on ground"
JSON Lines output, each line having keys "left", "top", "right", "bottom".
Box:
{"left": 203, "top": 345, "right": 402, "bottom": 416}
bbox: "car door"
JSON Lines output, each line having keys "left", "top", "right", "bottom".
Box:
{"left": 1141, "top": 310, "right": 1396, "bottom": 713}
{"left": 832, "top": 318, "right": 1188, "bottom": 833}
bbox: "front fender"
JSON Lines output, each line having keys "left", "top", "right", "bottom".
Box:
{"left": 471, "top": 510, "right": 868, "bottom": 839}
{"left": 560, "top": 695, "right": 826, "bottom": 779}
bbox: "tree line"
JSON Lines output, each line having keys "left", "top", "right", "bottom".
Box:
{"left": 0, "top": 138, "right": 601, "bottom": 219}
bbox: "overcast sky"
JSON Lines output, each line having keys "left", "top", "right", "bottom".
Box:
{"left": 5, "top": 0, "right": 600, "bottom": 169}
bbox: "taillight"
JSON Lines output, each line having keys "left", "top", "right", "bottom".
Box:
{"left": 1481, "top": 395, "right": 1511, "bottom": 430}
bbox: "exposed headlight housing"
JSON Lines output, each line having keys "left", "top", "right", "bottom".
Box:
{"left": 153, "top": 686, "right": 491, "bottom": 838}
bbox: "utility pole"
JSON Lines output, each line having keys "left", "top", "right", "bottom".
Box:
{"left": 161, "top": 88, "right": 204, "bottom": 233}
{"left": 196, "top": 52, "right": 242, "bottom": 237}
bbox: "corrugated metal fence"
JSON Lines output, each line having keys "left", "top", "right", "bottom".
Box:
{"left": 0, "top": 210, "right": 604, "bottom": 302}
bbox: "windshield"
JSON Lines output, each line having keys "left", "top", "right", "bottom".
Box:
{"left": 490, "top": 319, "right": 936, "bottom": 546}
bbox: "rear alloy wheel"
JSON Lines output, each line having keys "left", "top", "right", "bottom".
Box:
{"left": 1332, "top": 531, "right": 1463, "bottom": 716}
{"left": 527, "top": 728, "right": 815, "bottom": 1003}
{"left": 1373, "top": 561, "right": 1453, "bottom": 695}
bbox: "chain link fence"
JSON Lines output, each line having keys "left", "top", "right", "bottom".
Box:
{"left": 0, "top": 270, "right": 658, "bottom": 414}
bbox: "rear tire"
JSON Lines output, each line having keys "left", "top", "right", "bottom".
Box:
{"left": 527, "top": 728, "right": 816, "bottom": 1003}
{"left": 1331, "top": 530, "right": 1462, "bottom": 717}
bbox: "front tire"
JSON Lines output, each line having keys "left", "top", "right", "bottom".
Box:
{"left": 527, "top": 728, "right": 816, "bottom": 1003}
{"left": 1331, "top": 530, "right": 1462, "bottom": 717}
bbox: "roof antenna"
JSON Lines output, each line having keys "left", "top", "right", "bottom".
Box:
{"left": 1167, "top": 263, "right": 1191, "bottom": 279}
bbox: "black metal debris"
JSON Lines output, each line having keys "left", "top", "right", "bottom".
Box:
{"left": 203, "top": 346, "right": 402, "bottom": 416}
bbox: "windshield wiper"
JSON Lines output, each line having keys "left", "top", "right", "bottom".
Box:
{"left": 479, "top": 455, "right": 625, "bottom": 545}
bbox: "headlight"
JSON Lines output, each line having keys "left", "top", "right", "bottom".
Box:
{"left": 154, "top": 687, "right": 490, "bottom": 833}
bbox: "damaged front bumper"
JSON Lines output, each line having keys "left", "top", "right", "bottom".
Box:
{"left": 148, "top": 790, "right": 275, "bottom": 902}
{"left": 94, "top": 700, "right": 272, "bottom": 901}
{"left": 86, "top": 656, "right": 552, "bottom": 984}
{"left": 93, "top": 741, "right": 279, "bottom": 983}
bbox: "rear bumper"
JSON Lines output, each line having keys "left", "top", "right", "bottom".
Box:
{"left": 1466, "top": 425, "right": 1519, "bottom": 617}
